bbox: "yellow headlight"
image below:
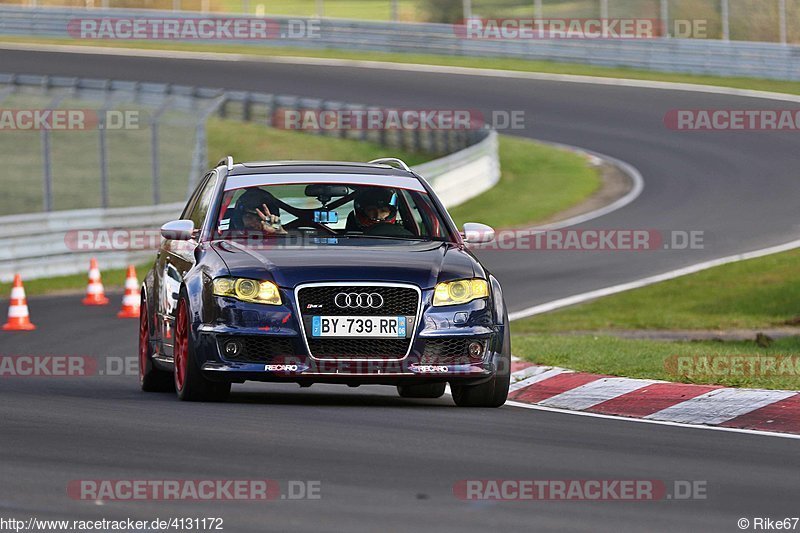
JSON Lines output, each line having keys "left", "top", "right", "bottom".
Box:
{"left": 213, "top": 278, "right": 281, "bottom": 305}
{"left": 432, "top": 279, "right": 489, "bottom": 306}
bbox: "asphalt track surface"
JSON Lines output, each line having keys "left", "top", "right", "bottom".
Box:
{"left": 1, "top": 48, "right": 799, "bottom": 532}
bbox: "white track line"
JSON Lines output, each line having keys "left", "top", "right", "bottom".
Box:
{"left": 508, "top": 238, "right": 800, "bottom": 321}
{"left": 505, "top": 400, "right": 800, "bottom": 441}
{"left": 521, "top": 145, "right": 645, "bottom": 231}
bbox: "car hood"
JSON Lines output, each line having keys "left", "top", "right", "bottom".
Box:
{"left": 210, "top": 238, "right": 479, "bottom": 289}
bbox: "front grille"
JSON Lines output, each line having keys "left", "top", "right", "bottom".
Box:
{"left": 306, "top": 338, "right": 410, "bottom": 358}
{"left": 218, "top": 335, "right": 295, "bottom": 363}
{"left": 297, "top": 284, "right": 419, "bottom": 359}
{"left": 420, "top": 338, "right": 486, "bottom": 365}
{"left": 297, "top": 285, "right": 418, "bottom": 316}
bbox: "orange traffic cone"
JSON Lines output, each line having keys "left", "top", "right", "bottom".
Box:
{"left": 82, "top": 258, "right": 109, "bottom": 306}
{"left": 117, "top": 265, "right": 140, "bottom": 318}
{"left": 3, "top": 274, "right": 36, "bottom": 331}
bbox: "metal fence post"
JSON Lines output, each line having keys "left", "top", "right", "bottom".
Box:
{"left": 172, "top": 0, "right": 179, "bottom": 11}
{"left": 41, "top": 91, "right": 67, "bottom": 212}
{"left": 98, "top": 111, "right": 109, "bottom": 208}
{"left": 600, "top": 0, "right": 608, "bottom": 20}
{"left": 188, "top": 95, "right": 226, "bottom": 197}
{"left": 462, "top": 0, "right": 471, "bottom": 19}
{"left": 721, "top": 0, "right": 730, "bottom": 40}
{"left": 534, "top": 0, "right": 542, "bottom": 19}
{"left": 316, "top": 0, "right": 323, "bottom": 17}
{"left": 391, "top": 0, "right": 398, "bottom": 22}
{"left": 41, "top": 127, "right": 52, "bottom": 212}
{"left": 150, "top": 117, "right": 161, "bottom": 205}
{"left": 779, "top": 0, "right": 787, "bottom": 45}
{"left": 660, "top": 0, "right": 670, "bottom": 38}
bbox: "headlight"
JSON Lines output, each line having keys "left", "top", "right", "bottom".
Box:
{"left": 213, "top": 277, "right": 282, "bottom": 305}
{"left": 432, "top": 278, "right": 489, "bottom": 306}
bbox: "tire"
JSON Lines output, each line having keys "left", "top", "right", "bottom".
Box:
{"left": 174, "top": 297, "right": 231, "bottom": 402}
{"left": 397, "top": 382, "right": 446, "bottom": 399}
{"left": 139, "top": 296, "right": 173, "bottom": 392}
{"left": 451, "top": 331, "right": 511, "bottom": 408}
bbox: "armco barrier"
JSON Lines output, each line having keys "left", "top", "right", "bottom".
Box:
{"left": 1, "top": 6, "right": 800, "bottom": 81}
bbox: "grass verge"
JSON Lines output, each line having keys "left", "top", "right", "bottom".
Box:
{"left": 514, "top": 334, "right": 800, "bottom": 391}
{"left": 512, "top": 249, "right": 800, "bottom": 334}
{"left": 512, "top": 249, "right": 800, "bottom": 390}
{"left": 447, "top": 136, "right": 599, "bottom": 228}
{"left": 4, "top": 37, "right": 800, "bottom": 96}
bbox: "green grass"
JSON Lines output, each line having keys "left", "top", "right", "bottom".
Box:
{"left": 511, "top": 248, "right": 800, "bottom": 390}
{"left": 448, "top": 136, "right": 599, "bottom": 229}
{"left": 6, "top": 36, "right": 800, "bottom": 97}
{"left": 513, "top": 249, "right": 800, "bottom": 334}
{"left": 513, "top": 334, "right": 800, "bottom": 391}
{"left": 218, "top": 0, "right": 423, "bottom": 20}
{"left": 205, "top": 116, "right": 429, "bottom": 166}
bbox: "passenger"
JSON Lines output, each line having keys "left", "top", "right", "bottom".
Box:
{"left": 235, "top": 188, "right": 287, "bottom": 235}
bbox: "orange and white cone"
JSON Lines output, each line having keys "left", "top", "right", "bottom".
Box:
{"left": 117, "top": 265, "right": 140, "bottom": 318}
{"left": 3, "top": 274, "right": 36, "bottom": 331}
{"left": 82, "top": 258, "right": 109, "bottom": 306}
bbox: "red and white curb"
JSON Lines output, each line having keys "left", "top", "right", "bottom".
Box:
{"left": 508, "top": 359, "right": 800, "bottom": 437}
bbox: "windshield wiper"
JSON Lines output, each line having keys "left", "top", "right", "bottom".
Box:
{"left": 344, "top": 235, "right": 432, "bottom": 242}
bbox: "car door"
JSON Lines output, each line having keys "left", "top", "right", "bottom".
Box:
{"left": 157, "top": 171, "right": 218, "bottom": 357}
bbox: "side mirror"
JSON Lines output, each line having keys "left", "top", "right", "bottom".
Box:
{"left": 462, "top": 222, "right": 495, "bottom": 244}
{"left": 161, "top": 219, "right": 195, "bottom": 241}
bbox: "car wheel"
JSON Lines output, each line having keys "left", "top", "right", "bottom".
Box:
{"left": 397, "top": 382, "right": 446, "bottom": 399}
{"left": 139, "top": 296, "right": 173, "bottom": 392}
{"left": 451, "top": 334, "right": 511, "bottom": 407}
{"left": 174, "top": 297, "right": 230, "bottom": 402}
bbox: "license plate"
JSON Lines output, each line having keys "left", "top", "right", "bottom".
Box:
{"left": 311, "top": 316, "right": 407, "bottom": 338}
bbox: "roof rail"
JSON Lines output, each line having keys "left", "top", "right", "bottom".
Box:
{"left": 368, "top": 157, "right": 411, "bottom": 172}
{"left": 217, "top": 156, "right": 233, "bottom": 171}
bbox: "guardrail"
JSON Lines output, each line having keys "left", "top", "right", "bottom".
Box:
{"left": 0, "top": 72, "right": 500, "bottom": 282}
{"left": 1, "top": 6, "right": 800, "bottom": 81}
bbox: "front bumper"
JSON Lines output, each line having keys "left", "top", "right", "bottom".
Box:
{"left": 195, "top": 288, "right": 505, "bottom": 385}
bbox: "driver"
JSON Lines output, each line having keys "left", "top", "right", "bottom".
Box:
{"left": 346, "top": 187, "right": 413, "bottom": 237}
{"left": 235, "top": 188, "right": 287, "bottom": 235}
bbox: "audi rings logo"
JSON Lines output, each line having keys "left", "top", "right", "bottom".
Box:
{"left": 334, "top": 292, "right": 384, "bottom": 309}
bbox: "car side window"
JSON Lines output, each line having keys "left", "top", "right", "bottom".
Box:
{"left": 187, "top": 173, "right": 218, "bottom": 234}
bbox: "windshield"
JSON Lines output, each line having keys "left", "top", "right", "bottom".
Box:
{"left": 214, "top": 182, "right": 453, "bottom": 242}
